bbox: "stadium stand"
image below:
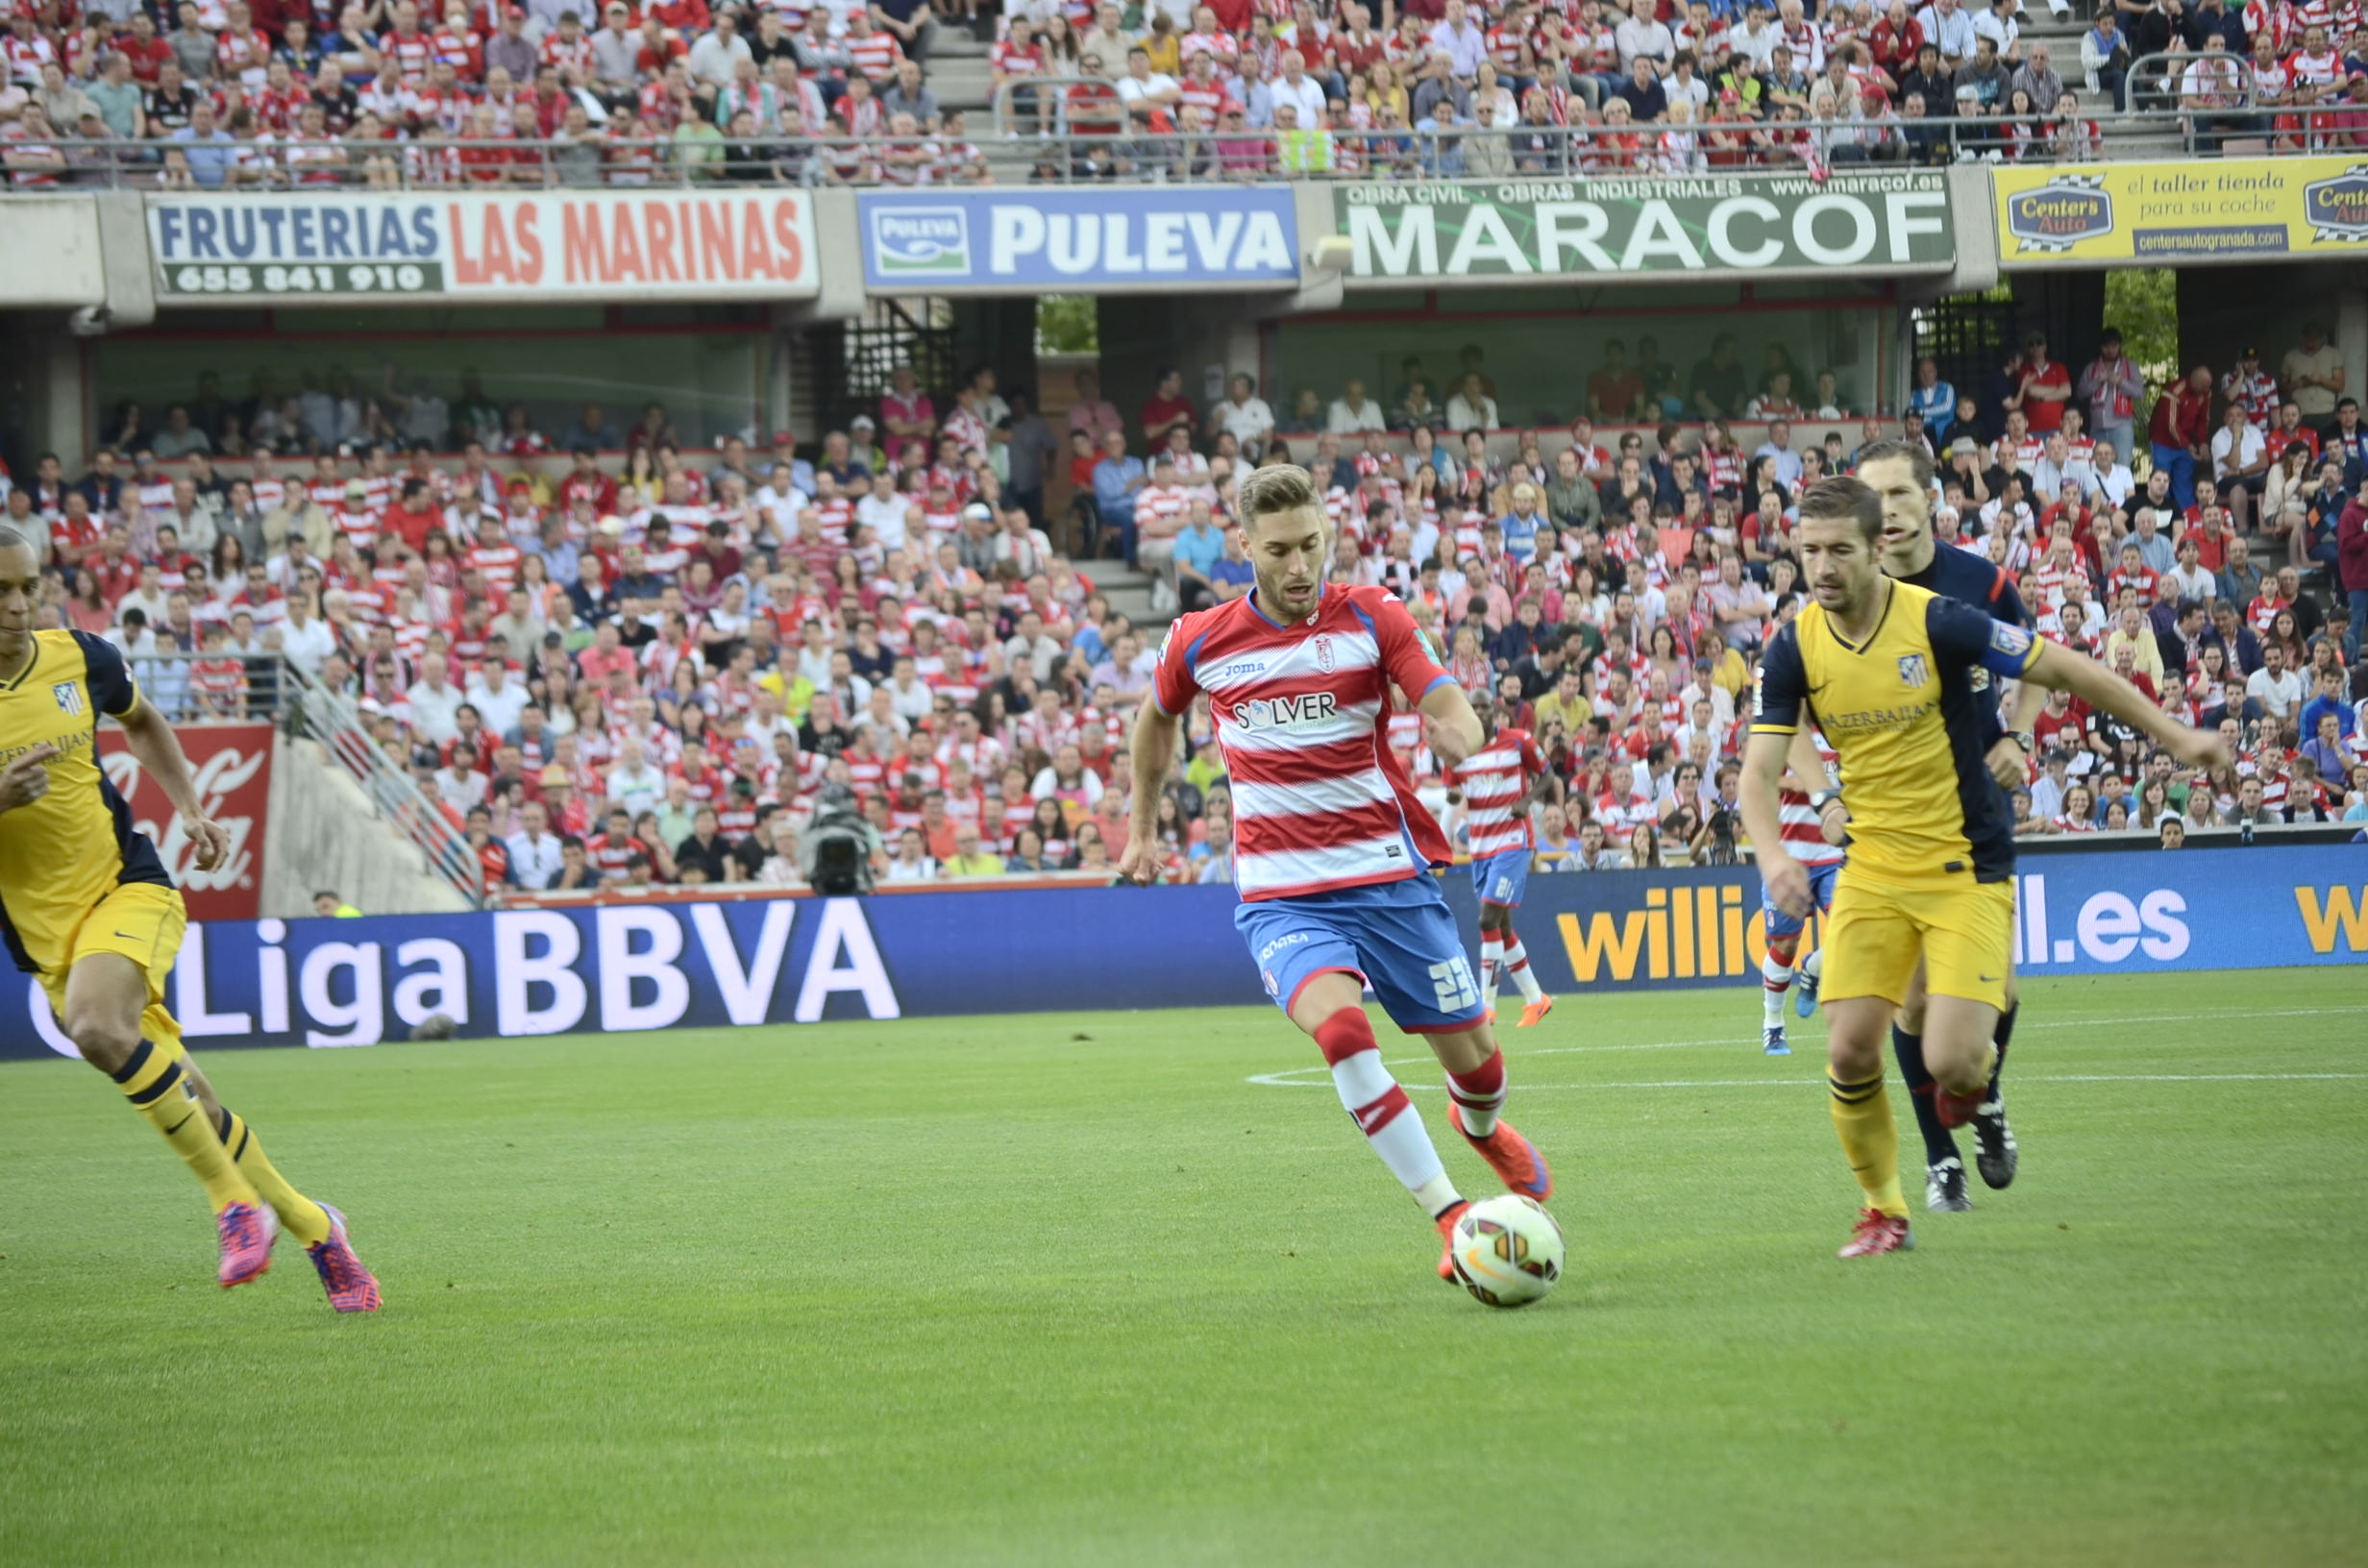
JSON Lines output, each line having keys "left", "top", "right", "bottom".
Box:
{"left": 3, "top": 299, "right": 2362, "bottom": 897}
{"left": 3, "top": 0, "right": 2365, "bottom": 186}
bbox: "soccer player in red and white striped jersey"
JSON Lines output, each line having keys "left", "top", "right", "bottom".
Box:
{"left": 1443, "top": 693, "right": 1554, "bottom": 1028}
{"left": 1758, "top": 731, "right": 1843, "bottom": 1053}
{"left": 1121, "top": 465, "right": 1558, "bottom": 1287}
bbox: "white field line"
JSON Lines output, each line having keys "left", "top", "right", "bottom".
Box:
{"left": 1243, "top": 1005, "right": 2368, "bottom": 1088}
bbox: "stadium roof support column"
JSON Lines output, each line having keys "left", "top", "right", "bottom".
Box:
{"left": 2342, "top": 287, "right": 2368, "bottom": 418}
{"left": 801, "top": 187, "right": 870, "bottom": 322}
{"left": 1939, "top": 164, "right": 1999, "bottom": 300}
{"left": 92, "top": 190, "right": 157, "bottom": 331}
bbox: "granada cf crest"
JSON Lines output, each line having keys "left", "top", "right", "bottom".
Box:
{"left": 2302, "top": 166, "right": 2368, "bottom": 244}
{"left": 1313, "top": 633, "right": 1335, "bottom": 673}
{"left": 1896, "top": 654, "right": 1930, "bottom": 688}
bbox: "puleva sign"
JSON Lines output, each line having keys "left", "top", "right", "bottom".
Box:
{"left": 1334, "top": 171, "right": 1955, "bottom": 281}
{"left": 858, "top": 187, "right": 1299, "bottom": 290}
{"left": 147, "top": 189, "right": 818, "bottom": 302}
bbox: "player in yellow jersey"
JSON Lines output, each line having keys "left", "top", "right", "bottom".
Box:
{"left": 1738, "top": 480, "right": 2226, "bottom": 1259}
{"left": 0, "top": 528, "right": 380, "bottom": 1311}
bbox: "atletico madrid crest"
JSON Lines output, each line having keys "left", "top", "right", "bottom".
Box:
{"left": 1896, "top": 655, "right": 1929, "bottom": 688}
{"left": 51, "top": 681, "right": 84, "bottom": 717}
{"left": 1313, "top": 634, "right": 1335, "bottom": 674}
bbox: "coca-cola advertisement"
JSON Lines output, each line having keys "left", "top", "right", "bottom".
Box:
{"left": 97, "top": 722, "right": 273, "bottom": 921}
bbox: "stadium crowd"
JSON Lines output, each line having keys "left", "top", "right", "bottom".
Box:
{"left": 8, "top": 0, "right": 2368, "bottom": 187}
{"left": 1, "top": 314, "right": 2364, "bottom": 896}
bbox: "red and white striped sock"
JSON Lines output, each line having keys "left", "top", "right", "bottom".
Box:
{"left": 1763, "top": 934, "right": 1798, "bottom": 1028}
{"left": 1446, "top": 1047, "right": 1508, "bottom": 1138}
{"left": 1478, "top": 931, "right": 1503, "bottom": 999}
{"left": 1315, "top": 1007, "right": 1460, "bottom": 1216}
{"left": 1501, "top": 932, "right": 1544, "bottom": 1004}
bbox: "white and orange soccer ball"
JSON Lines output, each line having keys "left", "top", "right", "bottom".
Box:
{"left": 1448, "top": 1194, "right": 1565, "bottom": 1309}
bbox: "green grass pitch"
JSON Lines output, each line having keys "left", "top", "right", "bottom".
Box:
{"left": 3, "top": 968, "right": 2364, "bottom": 1566}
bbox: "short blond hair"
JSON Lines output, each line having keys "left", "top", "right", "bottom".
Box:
{"left": 1237, "top": 462, "right": 1321, "bottom": 521}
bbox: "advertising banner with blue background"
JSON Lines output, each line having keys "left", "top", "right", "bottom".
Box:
{"left": 7, "top": 850, "right": 2361, "bottom": 1060}
{"left": 858, "top": 187, "right": 1300, "bottom": 291}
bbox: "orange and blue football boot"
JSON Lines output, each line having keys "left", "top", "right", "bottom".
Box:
{"left": 1434, "top": 1200, "right": 1470, "bottom": 1282}
{"left": 1447, "top": 1104, "right": 1553, "bottom": 1202}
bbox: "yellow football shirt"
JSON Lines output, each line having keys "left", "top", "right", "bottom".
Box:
{"left": 0, "top": 629, "right": 172, "bottom": 974}
{"left": 1751, "top": 579, "right": 2040, "bottom": 885}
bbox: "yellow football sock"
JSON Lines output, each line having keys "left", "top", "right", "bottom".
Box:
{"left": 213, "top": 1109, "right": 333, "bottom": 1247}
{"left": 113, "top": 1039, "right": 258, "bottom": 1215}
{"left": 1828, "top": 1072, "right": 1910, "bottom": 1219}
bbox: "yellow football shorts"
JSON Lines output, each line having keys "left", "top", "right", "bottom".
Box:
{"left": 1820, "top": 869, "right": 2013, "bottom": 1011}
{"left": 34, "top": 880, "right": 188, "bottom": 1049}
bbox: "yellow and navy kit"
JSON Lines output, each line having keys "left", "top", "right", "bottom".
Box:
{"left": 1900, "top": 539, "right": 2030, "bottom": 628}
{"left": 0, "top": 629, "right": 172, "bottom": 976}
{"left": 1752, "top": 579, "right": 2042, "bottom": 885}
{"left": 1898, "top": 538, "right": 2031, "bottom": 748}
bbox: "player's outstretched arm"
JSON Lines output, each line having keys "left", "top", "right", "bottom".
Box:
{"left": 117, "top": 698, "right": 231, "bottom": 870}
{"left": 1120, "top": 693, "right": 1180, "bottom": 886}
{"left": 1417, "top": 679, "right": 1483, "bottom": 770}
{"left": 2020, "top": 638, "right": 2231, "bottom": 772}
{"left": 1739, "top": 730, "right": 1811, "bottom": 919}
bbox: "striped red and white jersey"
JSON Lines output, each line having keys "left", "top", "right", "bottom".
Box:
{"left": 1445, "top": 726, "right": 1544, "bottom": 861}
{"left": 1154, "top": 582, "right": 1453, "bottom": 902}
{"left": 1777, "top": 731, "right": 1845, "bottom": 867}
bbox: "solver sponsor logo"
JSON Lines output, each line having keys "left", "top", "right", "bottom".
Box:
{"left": 871, "top": 207, "right": 971, "bottom": 279}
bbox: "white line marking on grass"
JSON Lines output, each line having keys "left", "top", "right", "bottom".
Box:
{"left": 1248, "top": 1068, "right": 2368, "bottom": 1090}
{"left": 1243, "top": 1006, "right": 2368, "bottom": 1088}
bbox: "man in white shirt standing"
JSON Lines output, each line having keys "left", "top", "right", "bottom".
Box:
{"left": 606, "top": 735, "right": 666, "bottom": 817}
{"left": 1427, "top": 0, "right": 1487, "bottom": 78}
{"left": 505, "top": 800, "right": 567, "bottom": 891}
{"left": 1615, "top": 0, "right": 1676, "bottom": 66}
{"left": 277, "top": 589, "right": 337, "bottom": 675}
{"left": 404, "top": 652, "right": 466, "bottom": 746}
{"left": 854, "top": 471, "right": 913, "bottom": 554}
{"left": 1258, "top": 47, "right": 1328, "bottom": 126}
{"left": 467, "top": 659, "right": 530, "bottom": 737}
{"left": 1914, "top": 0, "right": 1974, "bottom": 69}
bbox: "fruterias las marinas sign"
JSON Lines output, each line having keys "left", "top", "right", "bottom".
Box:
{"left": 1333, "top": 171, "right": 1955, "bottom": 282}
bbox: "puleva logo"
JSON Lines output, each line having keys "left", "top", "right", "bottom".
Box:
{"left": 2005, "top": 177, "right": 2113, "bottom": 254}
{"left": 871, "top": 206, "right": 972, "bottom": 278}
{"left": 2301, "top": 166, "right": 2368, "bottom": 244}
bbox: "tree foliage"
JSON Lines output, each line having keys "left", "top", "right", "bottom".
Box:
{"left": 2103, "top": 269, "right": 2180, "bottom": 394}
{"left": 1035, "top": 296, "right": 1099, "bottom": 356}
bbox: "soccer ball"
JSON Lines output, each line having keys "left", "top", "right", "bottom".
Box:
{"left": 1449, "top": 1194, "right": 1565, "bottom": 1309}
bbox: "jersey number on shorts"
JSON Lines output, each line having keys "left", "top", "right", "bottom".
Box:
{"left": 1429, "top": 957, "right": 1480, "bottom": 1013}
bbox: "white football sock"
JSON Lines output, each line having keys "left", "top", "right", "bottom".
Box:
{"left": 1763, "top": 955, "right": 1792, "bottom": 1027}
{"left": 1330, "top": 1047, "right": 1457, "bottom": 1213}
{"left": 1503, "top": 939, "right": 1544, "bottom": 1004}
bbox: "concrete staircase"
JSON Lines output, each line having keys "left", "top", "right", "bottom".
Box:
{"left": 2017, "top": 5, "right": 2187, "bottom": 158}
{"left": 1089, "top": 561, "right": 1169, "bottom": 629}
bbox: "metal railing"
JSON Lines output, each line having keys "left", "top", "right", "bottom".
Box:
{"left": 126, "top": 648, "right": 289, "bottom": 722}
{"left": 277, "top": 656, "right": 484, "bottom": 909}
{"left": 4, "top": 97, "right": 2354, "bottom": 193}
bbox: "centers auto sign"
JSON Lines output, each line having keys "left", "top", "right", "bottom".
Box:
{"left": 1992, "top": 158, "right": 2368, "bottom": 265}
{"left": 147, "top": 189, "right": 818, "bottom": 302}
{"left": 1333, "top": 172, "right": 1954, "bottom": 282}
